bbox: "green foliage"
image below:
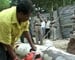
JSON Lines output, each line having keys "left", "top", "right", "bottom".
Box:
{"left": 10, "top": 0, "right": 17, "bottom": 6}
{"left": 32, "top": 0, "right": 75, "bottom": 12}
{"left": 6, "top": 0, "right": 75, "bottom": 12}
{"left": 0, "top": 0, "right": 10, "bottom": 11}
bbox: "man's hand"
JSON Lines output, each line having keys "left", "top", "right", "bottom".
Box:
{"left": 31, "top": 44, "right": 36, "bottom": 51}
{"left": 23, "top": 31, "right": 37, "bottom": 51}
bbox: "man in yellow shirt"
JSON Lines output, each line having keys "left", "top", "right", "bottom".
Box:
{"left": 0, "top": 0, "right": 36, "bottom": 60}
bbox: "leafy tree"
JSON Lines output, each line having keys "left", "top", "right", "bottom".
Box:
{"left": 0, "top": 0, "right": 10, "bottom": 11}
{"left": 32, "top": 0, "right": 75, "bottom": 12}
{"left": 10, "top": 0, "right": 75, "bottom": 12}
{"left": 10, "top": 0, "right": 17, "bottom": 6}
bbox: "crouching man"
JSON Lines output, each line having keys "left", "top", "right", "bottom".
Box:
{"left": 0, "top": 0, "right": 36, "bottom": 60}
{"left": 67, "top": 31, "right": 75, "bottom": 54}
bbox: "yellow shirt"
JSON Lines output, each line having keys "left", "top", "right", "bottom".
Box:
{"left": 0, "top": 6, "right": 29, "bottom": 46}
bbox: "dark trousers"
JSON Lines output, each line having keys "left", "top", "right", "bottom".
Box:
{"left": 0, "top": 43, "right": 12, "bottom": 60}
{"left": 45, "top": 28, "right": 51, "bottom": 39}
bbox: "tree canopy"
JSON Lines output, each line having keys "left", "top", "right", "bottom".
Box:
{"left": 32, "top": 0, "right": 75, "bottom": 12}
{"left": 0, "top": 0, "right": 10, "bottom": 11}
{"left": 9, "top": 0, "right": 75, "bottom": 12}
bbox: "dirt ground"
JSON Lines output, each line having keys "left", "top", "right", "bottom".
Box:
{"left": 52, "top": 39, "right": 69, "bottom": 51}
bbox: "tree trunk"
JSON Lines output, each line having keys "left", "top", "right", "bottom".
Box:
{"left": 57, "top": 8, "right": 63, "bottom": 39}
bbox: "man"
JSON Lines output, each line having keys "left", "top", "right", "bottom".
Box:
{"left": 67, "top": 31, "right": 75, "bottom": 54}
{"left": 34, "top": 12, "right": 42, "bottom": 45}
{"left": 0, "top": 0, "right": 36, "bottom": 60}
{"left": 45, "top": 17, "right": 51, "bottom": 39}
{"left": 41, "top": 17, "right": 46, "bottom": 38}
{"left": 50, "top": 17, "right": 57, "bottom": 40}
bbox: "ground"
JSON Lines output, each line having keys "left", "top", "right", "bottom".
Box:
{"left": 53, "top": 39, "right": 69, "bottom": 51}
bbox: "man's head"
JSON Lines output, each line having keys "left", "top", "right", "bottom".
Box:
{"left": 16, "top": 0, "right": 33, "bottom": 22}
{"left": 51, "top": 17, "right": 54, "bottom": 21}
{"left": 36, "top": 12, "right": 40, "bottom": 18}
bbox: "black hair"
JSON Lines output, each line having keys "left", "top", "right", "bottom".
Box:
{"left": 16, "top": 0, "right": 33, "bottom": 14}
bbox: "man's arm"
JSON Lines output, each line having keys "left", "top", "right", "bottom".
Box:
{"left": 23, "top": 31, "right": 36, "bottom": 50}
